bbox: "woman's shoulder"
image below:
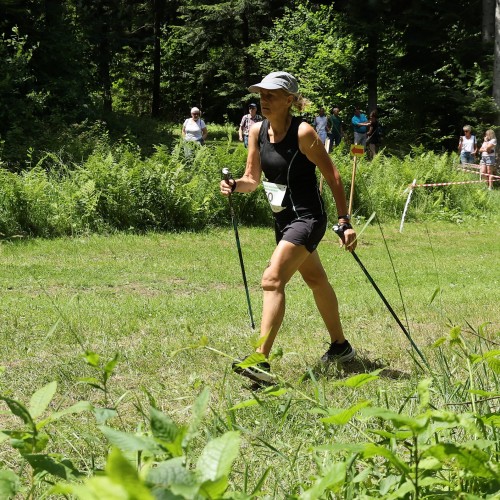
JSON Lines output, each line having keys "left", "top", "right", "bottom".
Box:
{"left": 297, "top": 118, "right": 316, "bottom": 140}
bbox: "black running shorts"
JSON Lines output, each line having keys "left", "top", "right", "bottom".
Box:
{"left": 274, "top": 215, "right": 327, "bottom": 253}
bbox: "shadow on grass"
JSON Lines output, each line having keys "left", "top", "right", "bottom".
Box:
{"left": 241, "top": 354, "right": 411, "bottom": 392}
{"left": 306, "top": 353, "right": 411, "bottom": 382}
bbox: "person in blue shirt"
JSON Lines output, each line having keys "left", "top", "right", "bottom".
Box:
{"left": 351, "top": 107, "right": 370, "bottom": 147}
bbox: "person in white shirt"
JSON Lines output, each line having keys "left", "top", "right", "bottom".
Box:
{"left": 457, "top": 125, "right": 477, "bottom": 165}
{"left": 479, "top": 129, "right": 497, "bottom": 190}
{"left": 182, "top": 107, "right": 208, "bottom": 145}
{"left": 314, "top": 108, "right": 329, "bottom": 144}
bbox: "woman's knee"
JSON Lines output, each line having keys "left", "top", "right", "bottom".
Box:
{"left": 261, "top": 269, "right": 285, "bottom": 292}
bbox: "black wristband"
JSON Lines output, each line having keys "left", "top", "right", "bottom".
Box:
{"left": 231, "top": 180, "right": 237, "bottom": 193}
{"left": 333, "top": 222, "right": 353, "bottom": 235}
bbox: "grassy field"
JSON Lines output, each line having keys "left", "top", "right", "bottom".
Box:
{"left": 0, "top": 220, "right": 499, "bottom": 497}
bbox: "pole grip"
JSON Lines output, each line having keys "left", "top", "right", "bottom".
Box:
{"left": 221, "top": 167, "right": 232, "bottom": 183}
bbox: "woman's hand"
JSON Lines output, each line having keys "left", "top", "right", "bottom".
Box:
{"left": 342, "top": 228, "right": 357, "bottom": 252}
{"left": 220, "top": 179, "right": 234, "bottom": 196}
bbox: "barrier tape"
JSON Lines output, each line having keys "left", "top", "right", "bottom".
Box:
{"left": 400, "top": 165, "right": 498, "bottom": 232}
{"left": 456, "top": 166, "right": 500, "bottom": 179}
{"left": 410, "top": 179, "right": 499, "bottom": 188}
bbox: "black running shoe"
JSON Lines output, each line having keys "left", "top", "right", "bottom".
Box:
{"left": 321, "top": 340, "right": 356, "bottom": 363}
{"left": 232, "top": 354, "right": 274, "bottom": 384}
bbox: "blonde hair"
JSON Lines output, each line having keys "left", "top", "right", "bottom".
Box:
{"left": 485, "top": 129, "right": 496, "bottom": 140}
{"left": 278, "top": 89, "right": 310, "bottom": 113}
{"left": 463, "top": 125, "right": 472, "bottom": 133}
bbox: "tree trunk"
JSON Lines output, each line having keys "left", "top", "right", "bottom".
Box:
{"left": 152, "top": 0, "right": 164, "bottom": 118}
{"left": 98, "top": 25, "right": 112, "bottom": 113}
{"left": 483, "top": 0, "right": 496, "bottom": 43}
{"left": 366, "top": 29, "right": 378, "bottom": 114}
{"left": 493, "top": 0, "right": 500, "bottom": 123}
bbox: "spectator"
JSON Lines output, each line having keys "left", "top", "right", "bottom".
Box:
{"left": 479, "top": 129, "right": 496, "bottom": 190}
{"left": 366, "top": 110, "right": 382, "bottom": 159}
{"left": 182, "top": 107, "right": 208, "bottom": 145}
{"left": 327, "top": 107, "right": 343, "bottom": 151}
{"left": 239, "top": 103, "right": 263, "bottom": 148}
{"left": 351, "top": 106, "right": 369, "bottom": 147}
{"left": 314, "top": 107, "right": 329, "bottom": 145}
{"left": 457, "top": 125, "right": 477, "bottom": 165}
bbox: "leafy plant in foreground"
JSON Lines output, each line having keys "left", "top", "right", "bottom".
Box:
{"left": 0, "top": 381, "right": 91, "bottom": 498}
{"left": 53, "top": 386, "right": 243, "bottom": 499}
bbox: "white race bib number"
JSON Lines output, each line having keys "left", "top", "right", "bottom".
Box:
{"left": 262, "top": 181, "right": 287, "bottom": 213}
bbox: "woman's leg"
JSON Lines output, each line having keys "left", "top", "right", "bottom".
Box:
{"left": 258, "top": 241, "right": 310, "bottom": 357}
{"left": 487, "top": 165, "right": 494, "bottom": 188}
{"left": 298, "top": 250, "right": 346, "bottom": 344}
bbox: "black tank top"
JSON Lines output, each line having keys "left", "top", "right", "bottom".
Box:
{"left": 259, "top": 117, "right": 325, "bottom": 222}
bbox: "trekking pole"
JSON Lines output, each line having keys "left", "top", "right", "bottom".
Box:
{"left": 221, "top": 168, "right": 255, "bottom": 330}
{"left": 333, "top": 224, "right": 428, "bottom": 367}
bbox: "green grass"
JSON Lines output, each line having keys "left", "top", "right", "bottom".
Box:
{"left": 0, "top": 221, "right": 499, "bottom": 496}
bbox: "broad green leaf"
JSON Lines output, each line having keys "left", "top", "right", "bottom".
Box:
{"left": 146, "top": 456, "right": 196, "bottom": 487}
{"left": 299, "top": 462, "right": 346, "bottom": 499}
{"left": 200, "top": 476, "right": 229, "bottom": 498}
{"left": 418, "top": 457, "right": 442, "bottom": 470}
{"left": 196, "top": 431, "right": 241, "bottom": 483}
{"left": 99, "top": 426, "right": 159, "bottom": 453}
{"left": 229, "top": 399, "right": 259, "bottom": 411}
{"left": 261, "top": 386, "right": 287, "bottom": 397}
{"left": 38, "top": 401, "right": 92, "bottom": 429}
{"left": 24, "top": 453, "right": 82, "bottom": 480}
{"left": 386, "top": 479, "right": 414, "bottom": 500}
{"left": 0, "top": 397, "right": 34, "bottom": 428}
{"left": 93, "top": 407, "right": 118, "bottom": 426}
{"left": 104, "top": 353, "right": 119, "bottom": 377}
{"left": 361, "top": 407, "right": 429, "bottom": 432}
{"left": 150, "top": 407, "right": 181, "bottom": 442}
{"left": 333, "top": 369, "right": 384, "bottom": 388}
{"left": 424, "top": 443, "right": 494, "bottom": 478}
{"left": 150, "top": 407, "right": 186, "bottom": 456}
{"left": 0, "top": 470, "right": 20, "bottom": 498}
{"left": 352, "top": 466, "right": 371, "bottom": 484}
{"left": 184, "top": 387, "right": 210, "bottom": 447}
{"left": 105, "top": 447, "right": 155, "bottom": 499}
{"left": 321, "top": 400, "right": 371, "bottom": 425}
{"left": 234, "top": 353, "right": 267, "bottom": 369}
{"left": 379, "top": 474, "right": 400, "bottom": 495}
{"left": 482, "top": 413, "right": 500, "bottom": 427}
{"left": 469, "top": 389, "right": 500, "bottom": 398}
{"left": 57, "top": 476, "right": 131, "bottom": 499}
{"left": 485, "top": 351, "right": 500, "bottom": 374}
{"left": 83, "top": 351, "right": 100, "bottom": 367}
{"left": 362, "top": 444, "right": 412, "bottom": 475}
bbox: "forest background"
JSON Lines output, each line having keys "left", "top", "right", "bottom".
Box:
{"left": 1, "top": 0, "right": 500, "bottom": 170}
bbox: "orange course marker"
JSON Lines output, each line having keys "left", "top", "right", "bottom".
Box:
{"left": 350, "top": 144, "right": 364, "bottom": 157}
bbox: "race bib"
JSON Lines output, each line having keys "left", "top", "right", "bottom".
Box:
{"left": 262, "top": 181, "right": 287, "bottom": 213}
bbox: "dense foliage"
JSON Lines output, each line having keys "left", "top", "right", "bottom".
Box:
{"left": 1, "top": 0, "right": 499, "bottom": 168}
{"left": 0, "top": 136, "right": 498, "bottom": 238}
